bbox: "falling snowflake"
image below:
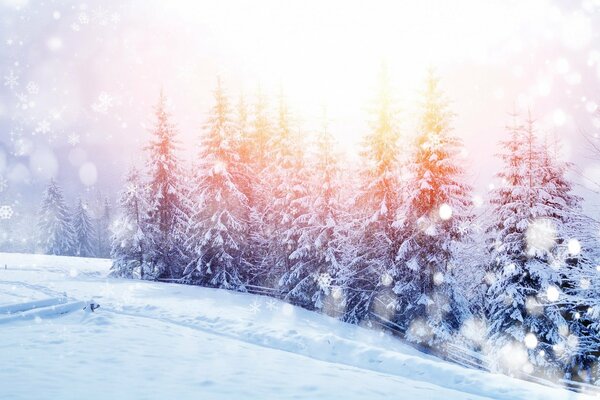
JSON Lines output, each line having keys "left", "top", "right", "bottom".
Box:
{"left": 471, "top": 221, "right": 484, "bottom": 234}
{"left": 35, "top": 119, "right": 51, "bottom": 135}
{"left": 439, "top": 203, "right": 453, "bottom": 220}
{"left": 457, "top": 221, "right": 470, "bottom": 235}
{"left": 433, "top": 272, "right": 444, "bottom": 286}
{"left": 0, "top": 205, "right": 14, "bottom": 220}
{"left": 110, "top": 12, "right": 121, "bottom": 24}
{"left": 67, "top": 133, "right": 80, "bottom": 146}
{"left": 92, "top": 7, "right": 109, "bottom": 26}
{"left": 71, "top": 23, "right": 80, "bottom": 32}
{"left": 16, "top": 92, "right": 32, "bottom": 110}
{"left": 265, "top": 299, "right": 279, "bottom": 311}
{"left": 78, "top": 12, "right": 90, "bottom": 25}
{"left": 317, "top": 272, "right": 332, "bottom": 290}
{"left": 0, "top": 176, "right": 7, "bottom": 192}
{"left": 3, "top": 70, "right": 19, "bottom": 89}
{"left": 248, "top": 299, "right": 261, "bottom": 314}
{"left": 26, "top": 81, "right": 38, "bottom": 95}
{"left": 92, "top": 92, "right": 113, "bottom": 113}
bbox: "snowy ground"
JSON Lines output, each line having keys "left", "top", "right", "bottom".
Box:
{"left": 0, "top": 253, "right": 593, "bottom": 400}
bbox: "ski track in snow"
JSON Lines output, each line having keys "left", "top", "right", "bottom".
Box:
{"left": 0, "top": 252, "right": 593, "bottom": 400}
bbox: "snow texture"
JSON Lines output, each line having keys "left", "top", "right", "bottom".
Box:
{"left": 0, "top": 252, "right": 592, "bottom": 399}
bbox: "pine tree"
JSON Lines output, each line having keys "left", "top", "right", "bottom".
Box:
{"left": 110, "top": 166, "right": 149, "bottom": 279}
{"left": 144, "top": 91, "right": 189, "bottom": 279}
{"left": 486, "top": 111, "right": 568, "bottom": 376}
{"left": 72, "top": 198, "right": 96, "bottom": 257}
{"left": 537, "top": 136, "right": 600, "bottom": 381}
{"left": 183, "top": 79, "right": 251, "bottom": 290}
{"left": 237, "top": 90, "right": 267, "bottom": 283}
{"left": 263, "top": 90, "right": 311, "bottom": 295}
{"left": 284, "top": 111, "right": 348, "bottom": 312}
{"left": 396, "top": 70, "right": 473, "bottom": 343}
{"left": 344, "top": 65, "right": 403, "bottom": 323}
{"left": 37, "top": 179, "right": 75, "bottom": 256}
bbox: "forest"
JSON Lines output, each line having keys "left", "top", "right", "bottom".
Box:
{"left": 34, "top": 69, "right": 600, "bottom": 384}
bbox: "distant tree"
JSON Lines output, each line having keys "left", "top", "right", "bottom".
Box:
{"left": 394, "top": 70, "right": 474, "bottom": 343}
{"left": 144, "top": 91, "right": 189, "bottom": 279}
{"left": 94, "top": 197, "right": 112, "bottom": 258}
{"left": 110, "top": 166, "right": 149, "bottom": 279}
{"left": 37, "top": 179, "right": 75, "bottom": 256}
{"left": 72, "top": 198, "right": 96, "bottom": 257}
{"left": 183, "top": 79, "right": 252, "bottom": 289}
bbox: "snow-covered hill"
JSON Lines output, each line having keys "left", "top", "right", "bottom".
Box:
{"left": 0, "top": 252, "right": 591, "bottom": 400}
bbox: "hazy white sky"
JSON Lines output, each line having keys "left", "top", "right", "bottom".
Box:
{"left": 1, "top": 0, "right": 600, "bottom": 213}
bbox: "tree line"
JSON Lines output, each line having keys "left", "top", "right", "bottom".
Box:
{"left": 53, "top": 68, "right": 600, "bottom": 383}
{"left": 36, "top": 182, "right": 112, "bottom": 258}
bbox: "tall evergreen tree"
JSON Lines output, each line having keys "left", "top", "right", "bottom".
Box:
{"left": 110, "top": 166, "right": 149, "bottom": 279}
{"left": 396, "top": 70, "right": 473, "bottom": 343}
{"left": 237, "top": 90, "right": 266, "bottom": 282}
{"left": 486, "top": 111, "right": 568, "bottom": 376}
{"left": 537, "top": 137, "right": 600, "bottom": 381}
{"left": 144, "top": 91, "right": 189, "bottom": 279}
{"left": 344, "top": 65, "right": 403, "bottom": 323}
{"left": 183, "top": 79, "right": 251, "bottom": 290}
{"left": 252, "top": 90, "right": 310, "bottom": 292}
{"left": 37, "top": 179, "right": 75, "bottom": 256}
{"left": 283, "top": 112, "right": 348, "bottom": 312}
{"left": 72, "top": 198, "right": 96, "bottom": 257}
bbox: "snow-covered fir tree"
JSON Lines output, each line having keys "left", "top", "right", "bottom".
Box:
{"left": 110, "top": 166, "right": 149, "bottom": 279}
{"left": 396, "top": 71, "right": 473, "bottom": 344}
{"left": 72, "top": 198, "right": 96, "bottom": 257}
{"left": 182, "top": 79, "right": 251, "bottom": 290}
{"left": 283, "top": 111, "right": 349, "bottom": 313}
{"left": 37, "top": 179, "right": 75, "bottom": 256}
{"left": 485, "top": 111, "right": 570, "bottom": 376}
{"left": 235, "top": 95, "right": 269, "bottom": 284}
{"left": 537, "top": 136, "right": 600, "bottom": 381}
{"left": 257, "top": 90, "right": 310, "bottom": 293}
{"left": 344, "top": 65, "right": 404, "bottom": 323}
{"left": 144, "top": 91, "right": 189, "bottom": 279}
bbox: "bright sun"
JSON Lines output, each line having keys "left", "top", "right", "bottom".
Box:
{"left": 134, "top": 0, "right": 590, "bottom": 152}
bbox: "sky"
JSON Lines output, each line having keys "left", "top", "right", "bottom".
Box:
{"left": 1, "top": 0, "right": 600, "bottom": 220}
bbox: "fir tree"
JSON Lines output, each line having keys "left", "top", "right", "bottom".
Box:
{"left": 486, "top": 111, "right": 568, "bottom": 376}
{"left": 110, "top": 166, "right": 149, "bottom": 279}
{"left": 284, "top": 111, "right": 348, "bottom": 313}
{"left": 72, "top": 198, "right": 96, "bottom": 257}
{"left": 260, "top": 90, "right": 310, "bottom": 294}
{"left": 183, "top": 79, "right": 251, "bottom": 290}
{"left": 37, "top": 179, "right": 75, "bottom": 256}
{"left": 144, "top": 91, "right": 189, "bottom": 279}
{"left": 538, "top": 136, "right": 600, "bottom": 381}
{"left": 396, "top": 71, "right": 473, "bottom": 344}
{"left": 344, "top": 65, "right": 403, "bottom": 323}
